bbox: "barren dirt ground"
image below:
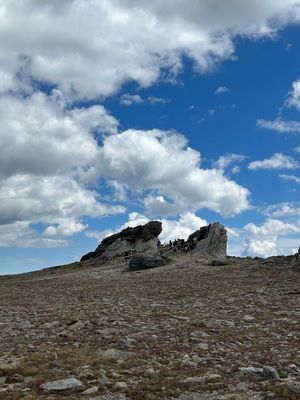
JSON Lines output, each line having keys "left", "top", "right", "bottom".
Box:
{"left": 0, "top": 255, "right": 299, "bottom": 399}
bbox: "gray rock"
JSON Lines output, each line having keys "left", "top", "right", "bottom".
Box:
{"left": 90, "top": 394, "right": 127, "bottom": 400}
{"left": 42, "top": 321, "right": 59, "bottom": 329}
{"left": 0, "top": 377, "right": 6, "bottom": 384}
{"left": 235, "top": 367, "right": 263, "bottom": 380}
{"left": 81, "top": 386, "right": 99, "bottom": 395}
{"left": 262, "top": 366, "right": 280, "bottom": 380}
{"left": 41, "top": 377, "right": 83, "bottom": 391}
{"left": 17, "top": 320, "right": 32, "bottom": 329}
{"left": 113, "top": 381, "right": 128, "bottom": 390}
{"left": 81, "top": 221, "right": 162, "bottom": 261}
{"left": 188, "top": 223, "right": 227, "bottom": 259}
{"left": 285, "top": 363, "right": 300, "bottom": 375}
{"left": 96, "top": 348, "right": 132, "bottom": 362}
{"left": 177, "top": 394, "right": 204, "bottom": 400}
{"left": 128, "top": 255, "right": 169, "bottom": 271}
{"left": 285, "top": 380, "right": 300, "bottom": 395}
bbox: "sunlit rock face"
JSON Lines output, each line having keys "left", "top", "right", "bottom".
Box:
{"left": 188, "top": 223, "right": 227, "bottom": 259}
{"left": 81, "top": 221, "right": 162, "bottom": 261}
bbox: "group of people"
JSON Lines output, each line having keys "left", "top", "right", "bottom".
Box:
{"left": 168, "top": 237, "right": 198, "bottom": 252}
{"left": 169, "top": 239, "right": 188, "bottom": 251}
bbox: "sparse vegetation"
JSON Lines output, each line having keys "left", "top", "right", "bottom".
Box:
{"left": 0, "top": 255, "right": 299, "bottom": 399}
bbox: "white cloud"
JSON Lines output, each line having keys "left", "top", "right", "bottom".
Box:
{"left": 228, "top": 218, "right": 300, "bottom": 257}
{"left": 279, "top": 173, "right": 300, "bottom": 184}
{"left": 248, "top": 153, "right": 299, "bottom": 170}
{"left": 243, "top": 218, "right": 300, "bottom": 236}
{"left": 2, "top": 0, "right": 300, "bottom": 250}
{"left": 257, "top": 118, "right": 300, "bottom": 134}
{"left": 263, "top": 202, "right": 300, "bottom": 218}
{"left": 121, "top": 211, "right": 208, "bottom": 243}
{"left": 215, "top": 86, "right": 229, "bottom": 95}
{"left": 215, "top": 153, "right": 246, "bottom": 169}
{"left": 241, "top": 218, "right": 300, "bottom": 257}
{"left": 120, "top": 93, "right": 169, "bottom": 106}
{"left": 120, "top": 94, "right": 143, "bottom": 106}
{"left": 0, "top": 174, "right": 125, "bottom": 227}
{"left": 286, "top": 78, "right": 300, "bottom": 110}
{"left": 44, "top": 220, "right": 87, "bottom": 237}
{"left": 98, "top": 129, "right": 250, "bottom": 217}
{"left": 0, "top": 1, "right": 300, "bottom": 100}
{"left": 159, "top": 212, "right": 207, "bottom": 243}
{"left": 86, "top": 211, "right": 207, "bottom": 244}
{"left": 242, "top": 238, "right": 278, "bottom": 258}
{"left": 295, "top": 146, "right": 300, "bottom": 153}
{"left": 144, "top": 195, "right": 178, "bottom": 217}
{"left": 0, "top": 92, "right": 118, "bottom": 180}
{"left": 0, "top": 221, "right": 68, "bottom": 248}
{"left": 231, "top": 166, "right": 241, "bottom": 174}
{"left": 0, "top": 89, "right": 126, "bottom": 247}
{"left": 148, "top": 96, "right": 169, "bottom": 105}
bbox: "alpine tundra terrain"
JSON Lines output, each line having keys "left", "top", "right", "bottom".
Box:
{"left": 0, "top": 253, "right": 299, "bottom": 400}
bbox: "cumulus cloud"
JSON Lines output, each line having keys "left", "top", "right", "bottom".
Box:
{"left": 257, "top": 118, "right": 300, "bottom": 134}
{"left": 0, "top": 221, "right": 68, "bottom": 248}
{"left": 0, "top": 91, "right": 125, "bottom": 247}
{"left": 0, "top": 92, "right": 118, "bottom": 181}
{"left": 215, "top": 153, "right": 246, "bottom": 170}
{"left": 227, "top": 218, "right": 300, "bottom": 257}
{"left": 86, "top": 211, "right": 207, "bottom": 244}
{"left": 215, "top": 86, "right": 230, "bottom": 95}
{"left": 248, "top": 153, "right": 299, "bottom": 170}
{"left": 263, "top": 202, "right": 300, "bottom": 218}
{"left": 0, "top": 174, "right": 125, "bottom": 227}
{"left": 0, "top": 1, "right": 300, "bottom": 100}
{"left": 240, "top": 218, "right": 300, "bottom": 257}
{"left": 2, "top": 0, "right": 300, "bottom": 250}
{"left": 144, "top": 195, "right": 178, "bottom": 217}
{"left": 98, "top": 129, "right": 250, "bottom": 217}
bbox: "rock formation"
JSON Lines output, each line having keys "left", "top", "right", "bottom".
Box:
{"left": 81, "top": 221, "right": 162, "bottom": 261}
{"left": 188, "top": 222, "right": 227, "bottom": 259}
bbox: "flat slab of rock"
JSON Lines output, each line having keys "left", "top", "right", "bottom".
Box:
{"left": 41, "top": 377, "right": 83, "bottom": 391}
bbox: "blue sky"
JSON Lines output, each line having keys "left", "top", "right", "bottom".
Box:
{"left": 1, "top": 1, "right": 300, "bottom": 274}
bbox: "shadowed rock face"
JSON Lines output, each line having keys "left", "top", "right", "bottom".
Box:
{"left": 81, "top": 221, "right": 162, "bottom": 261}
{"left": 188, "top": 223, "right": 227, "bottom": 259}
{"left": 128, "top": 255, "right": 169, "bottom": 271}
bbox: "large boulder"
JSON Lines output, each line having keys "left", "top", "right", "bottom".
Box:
{"left": 128, "top": 255, "right": 169, "bottom": 271}
{"left": 81, "top": 221, "right": 162, "bottom": 261}
{"left": 188, "top": 223, "right": 227, "bottom": 259}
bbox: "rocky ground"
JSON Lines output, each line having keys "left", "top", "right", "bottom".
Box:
{"left": 0, "top": 253, "right": 299, "bottom": 399}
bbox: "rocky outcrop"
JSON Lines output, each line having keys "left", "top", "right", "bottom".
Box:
{"left": 81, "top": 221, "right": 162, "bottom": 261}
{"left": 128, "top": 255, "right": 169, "bottom": 271}
{"left": 188, "top": 223, "right": 227, "bottom": 259}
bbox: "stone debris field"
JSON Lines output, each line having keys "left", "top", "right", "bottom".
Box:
{"left": 0, "top": 253, "right": 299, "bottom": 400}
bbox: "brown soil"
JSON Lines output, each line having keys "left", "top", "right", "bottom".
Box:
{"left": 0, "top": 254, "right": 299, "bottom": 399}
